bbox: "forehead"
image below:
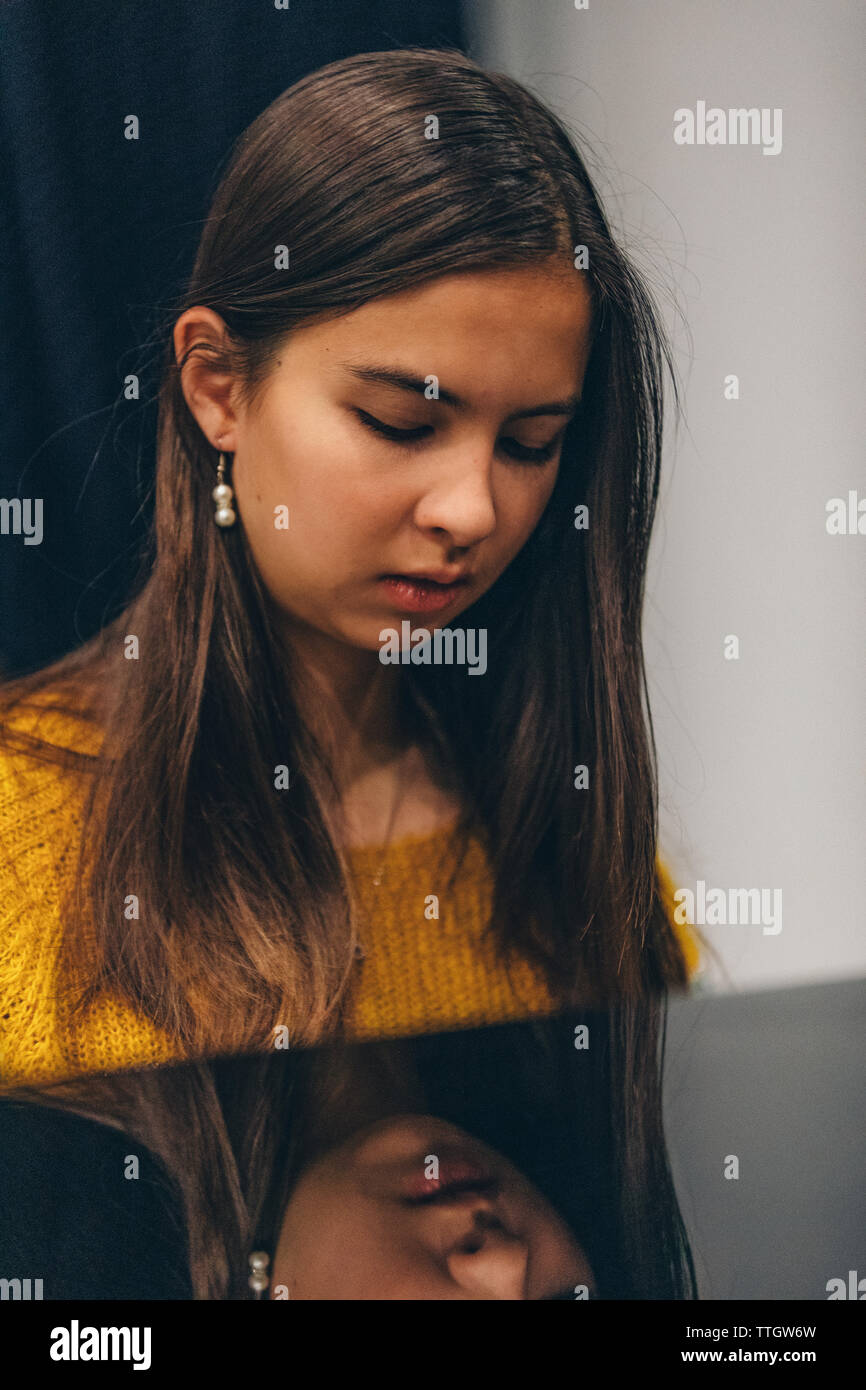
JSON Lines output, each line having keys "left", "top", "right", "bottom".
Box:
{"left": 276, "top": 263, "right": 594, "bottom": 406}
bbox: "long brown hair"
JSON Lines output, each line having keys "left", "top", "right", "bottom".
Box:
{"left": 0, "top": 46, "right": 688, "bottom": 1060}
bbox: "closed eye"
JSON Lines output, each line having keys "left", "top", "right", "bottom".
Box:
{"left": 355, "top": 408, "right": 432, "bottom": 443}
{"left": 353, "top": 409, "right": 561, "bottom": 466}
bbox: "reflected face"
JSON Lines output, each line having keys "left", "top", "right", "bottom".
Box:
{"left": 229, "top": 262, "right": 593, "bottom": 648}
{"left": 271, "top": 1114, "right": 594, "bottom": 1300}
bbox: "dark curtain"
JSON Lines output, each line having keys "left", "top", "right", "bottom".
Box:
{"left": 0, "top": 0, "right": 466, "bottom": 677}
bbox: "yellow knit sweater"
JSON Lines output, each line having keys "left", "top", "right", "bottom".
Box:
{"left": 0, "top": 694, "right": 698, "bottom": 1087}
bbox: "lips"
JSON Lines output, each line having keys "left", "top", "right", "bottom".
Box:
{"left": 379, "top": 574, "right": 469, "bottom": 615}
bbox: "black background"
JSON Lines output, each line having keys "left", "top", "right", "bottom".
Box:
{"left": 0, "top": 0, "right": 466, "bottom": 678}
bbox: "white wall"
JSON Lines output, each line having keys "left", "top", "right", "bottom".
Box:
{"left": 467, "top": 0, "right": 866, "bottom": 993}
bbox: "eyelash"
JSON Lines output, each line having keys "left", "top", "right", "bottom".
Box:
{"left": 354, "top": 409, "right": 560, "bottom": 465}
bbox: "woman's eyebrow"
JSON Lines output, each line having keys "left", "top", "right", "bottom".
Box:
{"left": 339, "top": 362, "right": 581, "bottom": 420}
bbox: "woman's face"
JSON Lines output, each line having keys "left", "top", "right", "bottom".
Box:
{"left": 221, "top": 261, "right": 593, "bottom": 650}
{"left": 270, "top": 1114, "right": 595, "bottom": 1300}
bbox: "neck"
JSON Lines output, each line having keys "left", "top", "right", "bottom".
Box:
{"left": 272, "top": 608, "right": 462, "bottom": 850}
{"left": 275, "top": 609, "right": 411, "bottom": 787}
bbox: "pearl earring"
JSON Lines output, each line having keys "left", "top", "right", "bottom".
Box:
{"left": 248, "top": 1249, "right": 271, "bottom": 1299}
{"left": 213, "top": 452, "right": 237, "bottom": 528}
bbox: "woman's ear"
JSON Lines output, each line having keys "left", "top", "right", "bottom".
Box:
{"left": 173, "top": 305, "right": 240, "bottom": 453}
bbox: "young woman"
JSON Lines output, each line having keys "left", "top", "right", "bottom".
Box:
{"left": 0, "top": 46, "right": 698, "bottom": 1089}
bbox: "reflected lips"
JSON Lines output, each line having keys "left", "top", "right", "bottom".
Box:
{"left": 380, "top": 574, "right": 468, "bottom": 614}
{"left": 401, "top": 1156, "right": 498, "bottom": 1205}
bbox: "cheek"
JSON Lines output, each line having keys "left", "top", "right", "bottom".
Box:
{"left": 492, "top": 465, "right": 559, "bottom": 554}
{"left": 235, "top": 404, "right": 345, "bottom": 517}
{"left": 234, "top": 413, "right": 380, "bottom": 576}
{"left": 503, "top": 1176, "right": 594, "bottom": 1292}
{"left": 276, "top": 1202, "right": 407, "bottom": 1299}
{"left": 529, "top": 459, "right": 561, "bottom": 519}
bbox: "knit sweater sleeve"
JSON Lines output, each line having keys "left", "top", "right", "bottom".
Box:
{"left": 0, "top": 703, "right": 90, "bottom": 1084}
{"left": 0, "top": 698, "right": 179, "bottom": 1087}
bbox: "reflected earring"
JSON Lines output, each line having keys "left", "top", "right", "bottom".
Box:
{"left": 248, "top": 1249, "right": 270, "bottom": 1299}
{"left": 213, "top": 452, "right": 237, "bottom": 528}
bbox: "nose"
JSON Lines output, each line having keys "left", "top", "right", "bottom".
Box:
{"left": 412, "top": 446, "right": 497, "bottom": 550}
{"left": 446, "top": 1210, "right": 530, "bottom": 1301}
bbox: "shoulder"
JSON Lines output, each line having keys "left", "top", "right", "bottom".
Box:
{"left": 0, "top": 676, "right": 104, "bottom": 809}
{"left": 0, "top": 679, "right": 103, "bottom": 872}
{"left": 0, "top": 682, "right": 145, "bottom": 1086}
{"left": 0, "top": 679, "right": 103, "bottom": 1006}
{"left": 0, "top": 675, "right": 105, "bottom": 762}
